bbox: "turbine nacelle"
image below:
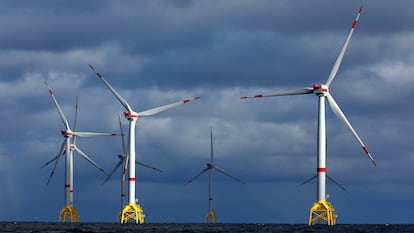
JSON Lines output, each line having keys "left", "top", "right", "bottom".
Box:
{"left": 312, "top": 84, "right": 329, "bottom": 96}
{"left": 60, "top": 130, "right": 73, "bottom": 137}
{"left": 123, "top": 111, "right": 138, "bottom": 121}
{"left": 117, "top": 154, "right": 126, "bottom": 160}
{"left": 206, "top": 163, "right": 213, "bottom": 168}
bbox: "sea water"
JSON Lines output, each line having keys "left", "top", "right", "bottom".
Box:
{"left": 1, "top": 222, "right": 413, "bottom": 233}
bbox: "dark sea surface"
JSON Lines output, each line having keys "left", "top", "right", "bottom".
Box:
{"left": 1, "top": 222, "right": 413, "bottom": 233}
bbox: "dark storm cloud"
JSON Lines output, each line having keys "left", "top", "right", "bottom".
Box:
{"left": 0, "top": 0, "right": 369, "bottom": 86}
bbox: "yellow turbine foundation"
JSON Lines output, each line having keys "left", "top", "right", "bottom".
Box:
{"left": 205, "top": 211, "right": 216, "bottom": 223}
{"left": 59, "top": 205, "right": 79, "bottom": 223}
{"left": 308, "top": 200, "right": 337, "bottom": 225}
{"left": 120, "top": 203, "right": 145, "bottom": 224}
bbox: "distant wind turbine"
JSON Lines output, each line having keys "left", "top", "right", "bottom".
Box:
{"left": 89, "top": 64, "right": 200, "bottom": 224}
{"left": 241, "top": 5, "right": 376, "bottom": 226}
{"left": 42, "top": 81, "right": 117, "bottom": 223}
{"left": 185, "top": 127, "right": 243, "bottom": 223}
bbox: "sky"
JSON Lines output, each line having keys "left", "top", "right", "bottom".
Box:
{"left": 0, "top": 0, "right": 413, "bottom": 224}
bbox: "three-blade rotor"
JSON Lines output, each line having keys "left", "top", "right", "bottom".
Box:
{"left": 186, "top": 128, "right": 243, "bottom": 185}
{"left": 240, "top": 5, "right": 376, "bottom": 167}
{"left": 42, "top": 82, "right": 118, "bottom": 183}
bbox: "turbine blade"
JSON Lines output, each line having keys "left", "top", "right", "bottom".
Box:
{"left": 41, "top": 141, "right": 66, "bottom": 168}
{"left": 45, "top": 142, "right": 67, "bottom": 185}
{"left": 118, "top": 114, "right": 127, "bottom": 155}
{"left": 325, "top": 5, "right": 363, "bottom": 87}
{"left": 73, "top": 147, "right": 108, "bottom": 175}
{"left": 240, "top": 88, "right": 314, "bottom": 99}
{"left": 213, "top": 165, "right": 243, "bottom": 183}
{"left": 300, "top": 175, "right": 317, "bottom": 186}
{"left": 326, "top": 93, "right": 377, "bottom": 166}
{"left": 41, "top": 155, "right": 59, "bottom": 169}
{"left": 122, "top": 151, "right": 129, "bottom": 185}
{"left": 89, "top": 64, "right": 133, "bottom": 112}
{"left": 121, "top": 157, "right": 128, "bottom": 185}
{"left": 101, "top": 160, "right": 123, "bottom": 186}
{"left": 46, "top": 157, "right": 62, "bottom": 185}
{"left": 73, "top": 132, "right": 118, "bottom": 137}
{"left": 136, "top": 161, "right": 162, "bottom": 172}
{"left": 185, "top": 167, "right": 210, "bottom": 185}
{"left": 138, "top": 96, "right": 201, "bottom": 116}
{"left": 327, "top": 175, "right": 349, "bottom": 193}
{"left": 44, "top": 81, "right": 70, "bottom": 130}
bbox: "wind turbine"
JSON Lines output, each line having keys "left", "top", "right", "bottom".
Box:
{"left": 42, "top": 81, "right": 116, "bottom": 223}
{"left": 185, "top": 127, "right": 243, "bottom": 223}
{"left": 102, "top": 114, "right": 162, "bottom": 212}
{"left": 241, "top": 6, "right": 376, "bottom": 225}
{"left": 89, "top": 64, "right": 200, "bottom": 224}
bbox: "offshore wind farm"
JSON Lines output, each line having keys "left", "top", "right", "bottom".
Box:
{"left": 1, "top": 0, "right": 414, "bottom": 229}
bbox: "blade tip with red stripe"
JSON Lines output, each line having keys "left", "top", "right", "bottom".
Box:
{"left": 363, "top": 146, "right": 377, "bottom": 167}
{"left": 88, "top": 64, "right": 103, "bottom": 78}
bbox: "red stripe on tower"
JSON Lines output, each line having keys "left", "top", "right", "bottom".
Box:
{"left": 129, "top": 178, "right": 136, "bottom": 181}
{"left": 317, "top": 168, "right": 326, "bottom": 172}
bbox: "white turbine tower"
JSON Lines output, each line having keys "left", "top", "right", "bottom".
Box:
{"left": 241, "top": 6, "right": 376, "bottom": 225}
{"left": 185, "top": 127, "right": 243, "bottom": 223}
{"left": 102, "top": 114, "right": 162, "bottom": 212}
{"left": 43, "top": 81, "right": 117, "bottom": 222}
{"left": 89, "top": 64, "right": 200, "bottom": 224}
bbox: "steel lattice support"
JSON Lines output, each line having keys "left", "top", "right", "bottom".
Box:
{"left": 205, "top": 211, "right": 217, "bottom": 223}
{"left": 59, "top": 205, "right": 79, "bottom": 223}
{"left": 308, "top": 200, "right": 337, "bottom": 226}
{"left": 120, "top": 203, "right": 145, "bottom": 224}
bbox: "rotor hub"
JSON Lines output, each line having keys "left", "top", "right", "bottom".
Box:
{"left": 312, "top": 84, "right": 329, "bottom": 96}
{"left": 124, "top": 111, "right": 138, "bottom": 121}
{"left": 61, "top": 130, "right": 73, "bottom": 137}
